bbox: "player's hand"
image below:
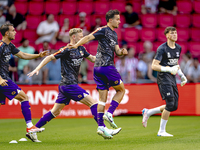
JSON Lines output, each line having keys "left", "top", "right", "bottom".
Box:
{"left": 170, "top": 65, "right": 179, "bottom": 75}
{"left": 0, "top": 79, "right": 8, "bottom": 86}
{"left": 67, "top": 43, "right": 77, "bottom": 49}
{"left": 39, "top": 50, "right": 50, "bottom": 57}
{"left": 181, "top": 75, "right": 187, "bottom": 86}
{"left": 27, "top": 69, "right": 39, "bottom": 77}
{"left": 121, "top": 48, "right": 128, "bottom": 55}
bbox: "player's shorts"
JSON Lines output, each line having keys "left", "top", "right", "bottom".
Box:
{"left": 55, "top": 84, "right": 89, "bottom": 105}
{"left": 93, "top": 66, "right": 122, "bottom": 90}
{"left": 0, "top": 80, "right": 21, "bottom": 105}
{"left": 158, "top": 84, "right": 179, "bottom": 101}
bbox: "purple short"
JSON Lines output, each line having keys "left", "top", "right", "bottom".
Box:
{"left": 93, "top": 66, "right": 122, "bottom": 90}
{"left": 56, "top": 84, "right": 89, "bottom": 105}
{"left": 0, "top": 80, "right": 21, "bottom": 105}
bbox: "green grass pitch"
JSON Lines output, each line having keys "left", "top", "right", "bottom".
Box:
{"left": 1, "top": 116, "right": 200, "bottom": 150}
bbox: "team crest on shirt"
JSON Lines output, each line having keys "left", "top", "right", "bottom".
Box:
{"left": 167, "top": 52, "right": 171, "bottom": 58}
{"left": 80, "top": 51, "right": 84, "bottom": 56}
{"left": 176, "top": 52, "right": 179, "bottom": 57}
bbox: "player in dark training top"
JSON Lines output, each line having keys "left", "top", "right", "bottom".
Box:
{"left": 28, "top": 28, "right": 121, "bottom": 141}
{"left": 0, "top": 23, "right": 48, "bottom": 141}
{"left": 68, "top": 10, "right": 128, "bottom": 139}
{"left": 142, "top": 27, "right": 187, "bottom": 137}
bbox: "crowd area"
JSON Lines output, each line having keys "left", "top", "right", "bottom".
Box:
{"left": 1, "top": 0, "right": 200, "bottom": 84}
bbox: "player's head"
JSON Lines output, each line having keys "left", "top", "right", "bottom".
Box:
{"left": 69, "top": 28, "right": 83, "bottom": 43}
{"left": 0, "top": 23, "right": 16, "bottom": 40}
{"left": 164, "top": 27, "right": 177, "bottom": 42}
{"left": 106, "top": 9, "right": 120, "bottom": 28}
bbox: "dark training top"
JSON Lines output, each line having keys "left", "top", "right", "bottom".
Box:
{"left": 53, "top": 45, "right": 90, "bottom": 85}
{"left": 154, "top": 42, "right": 181, "bottom": 86}
{"left": 0, "top": 41, "right": 19, "bottom": 80}
{"left": 92, "top": 26, "right": 118, "bottom": 67}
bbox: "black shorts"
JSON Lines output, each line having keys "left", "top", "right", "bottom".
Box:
{"left": 158, "top": 84, "right": 179, "bottom": 101}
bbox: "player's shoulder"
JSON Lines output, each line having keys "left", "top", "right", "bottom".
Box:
{"left": 157, "top": 42, "right": 167, "bottom": 51}
{"left": 0, "top": 41, "right": 4, "bottom": 48}
{"left": 92, "top": 25, "right": 107, "bottom": 34}
{"left": 175, "top": 43, "right": 181, "bottom": 50}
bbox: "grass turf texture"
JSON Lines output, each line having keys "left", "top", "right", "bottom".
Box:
{"left": 1, "top": 116, "right": 200, "bottom": 150}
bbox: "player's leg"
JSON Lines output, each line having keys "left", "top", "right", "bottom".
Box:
{"left": 142, "top": 105, "right": 166, "bottom": 128}
{"left": 14, "top": 90, "right": 45, "bottom": 133}
{"left": 157, "top": 85, "right": 178, "bottom": 137}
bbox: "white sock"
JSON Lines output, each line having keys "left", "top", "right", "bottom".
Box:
{"left": 158, "top": 118, "right": 168, "bottom": 133}
{"left": 27, "top": 122, "right": 34, "bottom": 128}
{"left": 147, "top": 106, "right": 162, "bottom": 117}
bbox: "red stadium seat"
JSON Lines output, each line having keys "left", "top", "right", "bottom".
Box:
{"left": 26, "top": 15, "right": 42, "bottom": 29}
{"left": 91, "top": 14, "right": 107, "bottom": 27}
{"left": 59, "top": 15, "right": 75, "bottom": 27}
{"left": 110, "top": 1, "right": 126, "bottom": 13}
{"left": 176, "top": 42, "right": 188, "bottom": 54}
{"left": 94, "top": 1, "right": 110, "bottom": 15}
{"left": 188, "top": 42, "right": 200, "bottom": 57}
{"left": 177, "top": 28, "right": 190, "bottom": 42}
{"left": 28, "top": 1, "right": 44, "bottom": 15}
{"left": 175, "top": 14, "right": 191, "bottom": 28}
{"left": 87, "top": 41, "right": 98, "bottom": 55}
{"left": 74, "top": 14, "right": 91, "bottom": 27}
{"left": 158, "top": 14, "right": 174, "bottom": 28}
{"left": 114, "top": 28, "right": 122, "bottom": 42}
{"left": 157, "top": 28, "right": 166, "bottom": 42}
{"left": 127, "top": 42, "right": 138, "bottom": 53}
{"left": 14, "top": 2, "right": 28, "bottom": 15}
{"left": 61, "top": 2, "right": 77, "bottom": 15}
{"left": 55, "top": 41, "right": 66, "bottom": 50}
{"left": 77, "top": 2, "right": 93, "bottom": 15}
{"left": 191, "top": 28, "right": 200, "bottom": 42}
{"left": 177, "top": 0, "right": 193, "bottom": 14}
{"left": 123, "top": 28, "right": 139, "bottom": 42}
{"left": 192, "top": 14, "right": 200, "bottom": 28}
{"left": 193, "top": 0, "right": 200, "bottom": 14}
{"left": 23, "top": 29, "right": 38, "bottom": 42}
{"left": 12, "top": 30, "right": 23, "bottom": 44}
{"left": 45, "top": 1, "right": 60, "bottom": 15}
{"left": 141, "top": 14, "right": 157, "bottom": 28}
{"left": 153, "top": 41, "right": 163, "bottom": 51}
{"left": 140, "top": 28, "right": 156, "bottom": 42}
{"left": 132, "top": 1, "right": 141, "bottom": 14}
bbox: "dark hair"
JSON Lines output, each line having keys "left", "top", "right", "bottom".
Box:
{"left": 20, "top": 38, "right": 28, "bottom": 44}
{"left": 164, "top": 27, "right": 176, "bottom": 35}
{"left": 105, "top": 9, "right": 120, "bottom": 22}
{"left": 126, "top": 3, "right": 133, "bottom": 7}
{"left": 0, "top": 23, "right": 13, "bottom": 36}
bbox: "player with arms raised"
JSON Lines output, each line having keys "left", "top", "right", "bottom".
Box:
{"left": 142, "top": 27, "right": 187, "bottom": 136}
{"left": 28, "top": 28, "right": 121, "bottom": 141}
{"left": 0, "top": 23, "right": 48, "bottom": 140}
{"left": 68, "top": 10, "right": 128, "bottom": 139}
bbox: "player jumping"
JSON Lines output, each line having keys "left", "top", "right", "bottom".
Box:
{"left": 68, "top": 10, "right": 128, "bottom": 139}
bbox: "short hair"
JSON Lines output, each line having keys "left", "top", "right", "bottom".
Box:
{"left": 105, "top": 9, "right": 120, "bottom": 22}
{"left": 164, "top": 27, "right": 177, "bottom": 35}
{"left": 0, "top": 23, "right": 13, "bottom": 36}
{"left": 126, "top": 3, "right": 133, "bottom": 7}
{"left": 69, "top": 28, "right": 83, "bottom": 37}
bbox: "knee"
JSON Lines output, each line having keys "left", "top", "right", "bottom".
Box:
{"left": 51, "top": 109, "right": 61, "bottom": 117}
{"left": 165, "top": 97, "right": 177, "bottom": 112}
{"left": 116, "top": 87, "right": 125, "bottom": 95}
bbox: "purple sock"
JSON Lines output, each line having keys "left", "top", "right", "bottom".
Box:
{"left": 97, "top": 112, "right": 105, "bottom": 127}
{"left": 107, "top": 100, "right": 119, "bottom": 114}
{"left": 35, "top": 111, "right": 55, "bottom": 128}
{"left": 21, "top": 101, "right": 32, "bottom": 123}
{"left": 90, "top": 103, "right": 98, "bottom": 124}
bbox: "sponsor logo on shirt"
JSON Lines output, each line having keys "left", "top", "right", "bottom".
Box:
{"left": 80, "top": 50, "right": 84, "bottom": 56}
{"left": 72, "top": 58, "right": 83, "bottom": 66}
{"left": 168, "top": 58, "right": 178, "bottom": 65}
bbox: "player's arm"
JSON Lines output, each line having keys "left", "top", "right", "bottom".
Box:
{"left": 86, "top": 55, "right": 96, "bottom": 63}
{"left": 0, "top": 75, "right": 8, "bottom": 86}
{"left": 15, "top": 50, "right": 49, "bottom": 60}
{"left": 69, "top": 34, "right": 95, "bottom": 49}
{"left": 114, "top": 45, "right": 128, "bottom": 56}
{"left": 27, "top": 54, "right": 56, "bottom": 77}
{"left": 151, "top": 59, "right": 179, "bottom": 75}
